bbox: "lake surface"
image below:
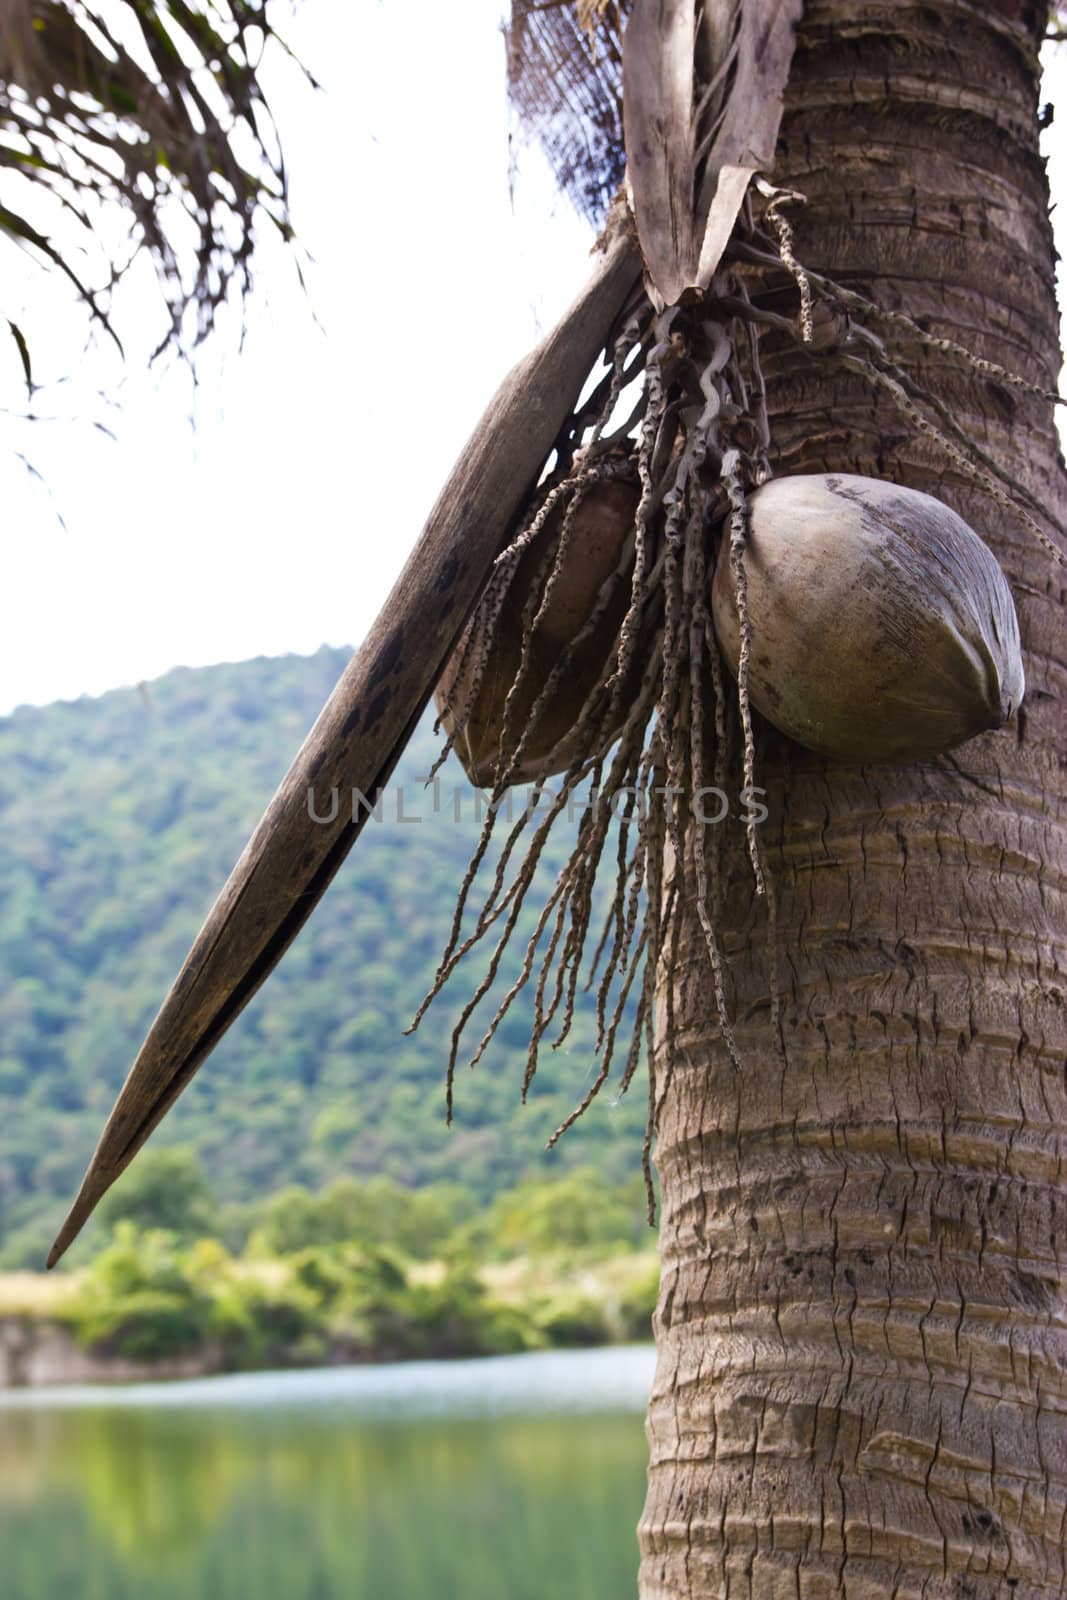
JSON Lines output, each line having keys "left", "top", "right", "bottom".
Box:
{"left": 0, "top": 1345, "right": 656, "bottom": 1600}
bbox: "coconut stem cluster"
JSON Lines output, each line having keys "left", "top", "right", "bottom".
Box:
{"left": 415, "top": 193, "right": 1030, "bottom": 1198}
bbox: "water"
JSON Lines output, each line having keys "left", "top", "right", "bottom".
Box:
{"left": 0, "top": 1345, "right": 656, "bottom": 1600}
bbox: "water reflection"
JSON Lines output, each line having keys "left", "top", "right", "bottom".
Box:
{"left": 0, "top": 1348, "right": 653, "bottom": 1600}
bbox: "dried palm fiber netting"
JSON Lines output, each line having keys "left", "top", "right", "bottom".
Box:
{"left": 505, "top": 0, "right": 630, "bottom": 223}
{"left": 414, "top": 4, "right": 1065, "bottom": 1217}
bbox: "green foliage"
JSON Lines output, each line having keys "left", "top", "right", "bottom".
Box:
{"left": 58, "top": 1222, "right": 556, "bottom": 1369}
{"left": 209, "top": 1274, "right": 325, "bottom": 1372}
{"left": 0, "top": 647, "right": 648, "bottom": 1263}
{"left": 277, "top": 1244, "right": 535, "bottom": 1363}
{"left": 617, "top": 1256, "right": 660, "bottom": 1341}
{"left": 247, "top": 1176, "right": 476, "bottom": 1261}
{"left": 534, "top": 1291, "right": 613, "bottom": 1349}
{"left": 487, "top": 1170, "right": 648, "bottom": 1259}
{"left": 61, "top": 1224, "right": 214, "bottom": 1362}
{"left": 95, "top": 1147, "right": 218, "bottom": 1244}
{"left": 48, "top": 1156, "right": 660, "bottom": 1369}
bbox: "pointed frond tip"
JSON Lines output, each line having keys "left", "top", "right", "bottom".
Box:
{"left": 0, "top": 0, "right": 307, "bottom": 356}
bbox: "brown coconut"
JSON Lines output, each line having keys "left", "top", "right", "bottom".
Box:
{"left": 711, "top": 473, "right": 1024, "bottom": 764}
{"left": 435, "top": 472, "right": 641, "bottom": 787}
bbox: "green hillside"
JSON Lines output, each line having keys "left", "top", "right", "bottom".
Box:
{"left": 0, "top": 648, "right": 646, "bottom": 1265}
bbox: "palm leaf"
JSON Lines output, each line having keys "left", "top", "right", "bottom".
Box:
{"left": 7, "top": 317, "right": 32, "bottom": 394}
{"left": 0, "top": 0, "right": 300, "bottom": 356}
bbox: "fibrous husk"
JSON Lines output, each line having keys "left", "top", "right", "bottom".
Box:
{"left": 712, "top": 473, "right": 1025, "bottom": 764}
{"left": 435, "top": 470, "right": 642, "bottom": 787}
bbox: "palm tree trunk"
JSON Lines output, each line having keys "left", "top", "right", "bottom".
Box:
{"left": 640, "top": 4, "right": 1067, "bottom": 1596}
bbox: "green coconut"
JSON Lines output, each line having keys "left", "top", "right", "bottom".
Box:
{"left": 711, "top": 473, "right": 1025, "bottom": 764}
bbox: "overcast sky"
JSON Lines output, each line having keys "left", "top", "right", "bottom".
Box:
{"left": 1, "top": 8, "right": 1065, "bottom": 715}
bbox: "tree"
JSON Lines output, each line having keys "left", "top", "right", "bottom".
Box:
{"left": 44, "top": 3, "right": 1067, "bottom": 1596}
{"left": 635, "top": 8, "right": 1067, "bottom": 1596}
{"left": 94, "top": 1145, "right": 217, "bottom": 1242}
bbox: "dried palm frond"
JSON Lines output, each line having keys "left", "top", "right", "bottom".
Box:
{"left": 622, "top": 0, "right": 802, "bottom": 307}
{"left": 506, "top": 0, "right": 803, "bottom": 308}
{"left": 0, "top": 0, "right": 299, "bottom": 363}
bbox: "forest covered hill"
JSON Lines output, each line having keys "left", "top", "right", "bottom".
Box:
{"left": 0, "top": 648, "right": 647, "bottom": 1265}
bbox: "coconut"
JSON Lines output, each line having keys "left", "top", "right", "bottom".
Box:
{"left": 711, "top": 473, "right": 1025, "bottom": 764}
{"left": 435, "top": 472, "right": 641, "bottom": 787}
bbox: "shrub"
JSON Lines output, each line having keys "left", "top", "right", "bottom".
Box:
{"left": 62, "top": 1224, "right": 213, "bottom": 1362}
{"left": 534, "top": 1291, "right": 612, "bottom": 1349}
{"left": 94, "top": 1147, "right": 218, "bottom": 1244}
{"left": 204, "top": 1270, "right": 323, "bottom": 1370}
{"left": 618, "top": 1259, "right": 660, "bottom": 1341}
{"left": 489, "top": 1171, "right": 647, "bottom": 1259}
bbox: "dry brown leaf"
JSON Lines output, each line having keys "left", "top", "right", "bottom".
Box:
{"left": 622, "top": 0, "right": 700, "bottom": 308}
{"left": 623, "top": 0, "right": 803, "bottom": 307}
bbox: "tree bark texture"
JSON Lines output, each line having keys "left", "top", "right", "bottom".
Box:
{"left": 640, "top": 4, "right": 1067, "bottom": 1596}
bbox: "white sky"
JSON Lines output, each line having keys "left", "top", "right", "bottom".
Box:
{"left": 1, "top": 9, "right": 1065, "bottom": 716}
